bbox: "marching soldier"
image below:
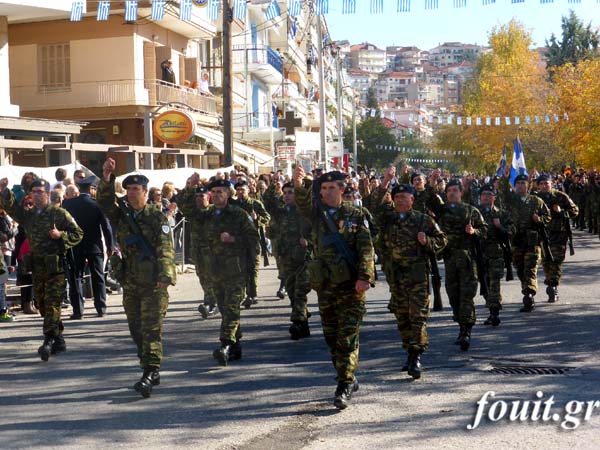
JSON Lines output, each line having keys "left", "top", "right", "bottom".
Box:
{"left": 437, "top": 179, "right": 487, "bottom": 351}
{"left": 411, "top": 171, "right": 445, "bottom": 217}
{"left": 0, "top": 177, "right": 83, "bottom": 361}
{"left": 180, "top": 173, "right": 259, "bottom": 366}
{"left": 501, "top": 168, "right": 551, "bottom": 312}
{"left": 293, "top": 167, "right": 375, "bottom": 410}
{"left": 478, "top": 184, "right": 514, "bottom": 326}
{"left": 375, "top": 167, "right": 447, "bottom": 379}
{"left": 98, "top": 158, "right": 176, "bottom": 398}
{"left": 533, "top": 174, "right": 579, "bottom": 302}
{"left": 568, "top": 173, "right": 586, "bottom": 231}
{"left": 263, "top": 181, "right": 312, "bottom": 340}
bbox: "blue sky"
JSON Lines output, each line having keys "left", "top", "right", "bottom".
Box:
{"left": 324, "top": 0, "right": 600, "bottom": 50}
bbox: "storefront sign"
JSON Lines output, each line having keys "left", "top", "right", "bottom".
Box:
{"left": 153, "top": 110, "right": 196, "bottom": 145}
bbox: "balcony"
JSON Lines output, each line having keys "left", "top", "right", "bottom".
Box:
{"left": 232, "top": 45, "right": 283, "bottom": 85}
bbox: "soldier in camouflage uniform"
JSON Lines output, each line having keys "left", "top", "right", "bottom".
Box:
{"left": 585, "top": 172, "right": 599, "bottom": 234}
{"left": 263, "top": 182, "right": 312, "bottom": 340}
{"left": 98, "top": 158, "right": 176, "bottom": 398}
{"left": 478, "top": 184, "right": 514, "bottom": 326}
{"left": 533, "top": 175, "right": 579, "bottom": 303}
{"left": 230, "top": 180, "right": 270, "bottom": 308}
{"left": 568, "top": 173, "right": 586, "bottom": 231}
{"left": 500, "top": 170, "right": 550, "bottom": 312}
{"left": 437, "top": 179, "right": 487, "bottom": 351}
{"left": 411, "top": 171, "right": 445, "bottom": 217}
{"left": 180, "top": 174, "right": 260, "bottom": 367}
{"left": 0, "top": 177, "right": 83, "bottom": 361}
{"left": 375, "top": 167, "right": 447, "bottom": 379}
{"left": 293, "top": 167, "right": 375, "bottom": 410}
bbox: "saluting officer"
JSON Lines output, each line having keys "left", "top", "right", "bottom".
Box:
{"left": 97, "top": 158, "right": 176, "bottom": 398}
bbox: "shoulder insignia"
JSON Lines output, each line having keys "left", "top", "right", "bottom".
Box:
{"left": 162, "top": 225, "right": 171, "bottom": 234}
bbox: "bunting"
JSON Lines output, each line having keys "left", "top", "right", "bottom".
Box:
{"left": 288, "top": 0, "right": 303, "bottom": 17}
{"left": 482, "top": 0, "right": 495, "bottom": 4}
{"left": 125, "top": 0, "right": 138, "bottom": 22}
{"left": 70, "top": 1, "right": 84, "bottom": 22}
{"left": 151, "top": 0, "right": 166, "bottom": 20}
{"left": 424, "top": 0, "right": 438, "bottom": 10}
{"left": 180, "top": 0, "right": 193, "bottom": 21}
{"left": 371, "top": 0, "right": 384, "bottom": 14}
{"left": 343, "top": 0, "right": 357, "bottom": 14}
{"left": 233, "top": 0, "right": 247, "bottom": 20}
{"left": 208, "top": 0, "right": 220, "bottom": 20}
{"left": 397, "top": 0, "right": 410, "bottom": 12}
{"left": 97, "top": 1, "right": 110, "bottom": 21}
{"left": 453, "top": 0, "right": 466, "bottom": 7}
{"left": 289, "top": 17, "right": 298, "bottom": 40}
{"left": 265, "top": 0, "right": 281, "bottom": 20}
{"left": 315, "top": 0, "right": 328, "bottom": 16}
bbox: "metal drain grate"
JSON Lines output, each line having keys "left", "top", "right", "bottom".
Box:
{"left": 488, "top": 365, "right": 576, "bottom": 375}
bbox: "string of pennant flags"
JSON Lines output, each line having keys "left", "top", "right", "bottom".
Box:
{"left": 69, "top": 0, "right": 599, "bottom": 23}
{"left": 375, "top": 145, "right": 473, "bottom": 156}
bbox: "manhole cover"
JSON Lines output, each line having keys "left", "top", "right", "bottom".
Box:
{"left": 488, "top": 365, "right": 576, "bottom": 375}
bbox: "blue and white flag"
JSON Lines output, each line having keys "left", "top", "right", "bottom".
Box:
{"left": 315, "top": 0, "right": 328, "bottom": 15}
{"left": 397, "top": 0, "right": 410, "bottom": 12}
{"left": 151, "top": 0, "right": 166, "bottom": 20}
{"left": 509, "top": 137, "right": 527, "bottom": 186}
{"left": 97, "top": 1, "right": 110, "bottom": 21}
{"left": 511, "top": 0, "right": 524, "bottom": 3}
{"left": 540, "top": 0, "right": 554, "bottom": 4}
{"left": 497, "top": 144, "right": 507, "bottom": 177}
{"left": 453, "top": 0, "right": 466, "bottom": 7}
{"left": 289, "top": 17, "right": 298, "bottom": 40}
{"left": 180, "top": 0, "right": 193, "bottom": 21}
{"left": 288, "top": 0, "right": 302, "bottom": 17}
{"left": 125, "top": 1, "right": 138, "bottom": 22}
{"left": 233, "top": 0, "right": 247, "bottom": 20}
{"left": 342, "top": 0, "right": 356, "bottom": 14}
{"left": 70, "top": 1, "right": 84, "bottom": 22}
{"left": 265, "top": 0, "right": 281, "bottom": 20}
{"left": 482, "top": 0, "right": 495, "bottom": 4}
{"left": 208, "top": 0, "right": 220, "bottom": 20}
{"left": 322, "top": 30, "right": 330, "bottom": 46}
{"left": 371, "top": 0, "right": 383, "bottom": 13}
{"left": 424, "top": 0, "right": 438, "bottom": 9}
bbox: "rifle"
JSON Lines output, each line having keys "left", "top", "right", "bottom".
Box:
{"left": 565, "top": 217, "right": 575, "bottom": 256}
{"left": 430, "top": 254, "right": 443, "bottom": 311}
{"left": 258, "top": 225, "right": 270, "bottom": 267}
{"left": 499, "top": 232, "right": 514, "bottom": 281}
{"left": 116, "top": 198, "right": 156, "bottom": 262}
{"left": 537, "top": 222, "right": 555, "bottom": 263}
{"left": 469, "top": 213, "right": 489, "bottom": 299}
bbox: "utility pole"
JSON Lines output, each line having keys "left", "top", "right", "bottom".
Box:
{"left": 335, "top": 49, "right": 343, "bottom": 169}
{"left": 316, "top": 16, "right": 327, "bottom": 170}
{"left": 352, "top": 95, "right": 357, "bottom": 173}
{"left": 222, "top": 0, "right": 233, "bottom": 167}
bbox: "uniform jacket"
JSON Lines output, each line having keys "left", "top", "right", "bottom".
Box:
{"left": 63, "top": 193, "right": 114, "bottom": 255}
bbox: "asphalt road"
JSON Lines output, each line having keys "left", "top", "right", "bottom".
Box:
{"left": 1, "top": 229, "right": 600, "bottom": 450}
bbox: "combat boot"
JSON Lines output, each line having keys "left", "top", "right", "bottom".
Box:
{"left": 198, "top": 303, "right": 212, "bottom": 319}
{"left": 484, "top": 307, "right": 501, "bottom": 326}
{"left": 454, "top": 325, "right": 465, "bottom": 345}
{"left": 407, "top": 351, "right": 422, "bottom": 380}
{"left": 333, "top": 378, "right": 359, "bottom": 410}
{"left": 241, "top": 297, "right": 253, "bottom": 309}
{"left": 289, "top": 321, "right": 310, "bottom": 340}
{"left": 459, "top": 325, "right": 472, "bottom": 351}
{"left": 213, "top": 343, "right": 231, "bottom": 366}
{"left": 229, "top": 341, "right": 242, "bottom": 361}
{"left": 276, "top": 280, "right": 286, "bottom": 299}
{"left": 520, "top": 292, "right": 535, "bottom": 312}
{"left": 50, "top": 335, "right": 67, "bottom": 355}
{"left": 401, "top": 353, "right": 411, "bottom": 371}
{"left": 37, "top": 336, "right": 54, "bottom": 361}
{"left": 134, "top": 368, "right": 160, "bottom": 398}
{"left": 546, "top": 285, "right": 558, "bottom": 303}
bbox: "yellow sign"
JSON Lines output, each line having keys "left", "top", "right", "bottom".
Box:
{"left": 153, "top": 110, "right": 196, "bottom": 145}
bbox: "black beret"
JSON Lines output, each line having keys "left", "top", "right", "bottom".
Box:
{"left": 514, "top": 174, "right": 529, "bottom": 183}
{"left": 536, "top": 174, "right": 552, "bottom": 183}
{"left": 30, "top": 179, "right": 50, "bottom": 191}
{"left": 282, "top": 182, "right": 294, "bottom": 190}
{"left": 411, "top": 172, "right": 425, "bottom": 183}
{"left": 446, "top": 178, "right": 463, "bottom": 190}
{"left": 318, "top": 171, "right": 347, "bottom": 184}
{"left": 122, "top": 174, "right": 149, "bottom": 188}
{"left": 207, "top": 179, "right": 231, "bottom": 190}
{"left": 343, "top": 186, "right": 355, "bottom": 195}
{"left": 391, "top": 183, "right": 415, "bottom": 196}
{"left": 195, "top": 185, "right": 208, "bottom": 195}
{"left": 479, "top": 184, "right": 497, "bottom": 195}
{"left": 369, "top": 176, "right": 377, "bottom": 181}
{"left": 234, "top": 180, "right": 249, "bottom": 189}
{"left": 77, "top": 175, "right": 99, "bottom": 188}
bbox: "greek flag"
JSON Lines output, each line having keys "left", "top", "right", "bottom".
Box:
{"left": 315, "top": 0, "right": 328, "bottom": 15}
{"left": 97, "top": 1, "right": 110, "bottom": 21}
{"left": 371, "top": 0, "right": 383, "bottom": 13}
{"left": 540, "top": 0, "right": 553, "bottom": 4}
{"left": 233, "top": 0, "right": 247, "bottom": 20}
{"left": 70, "top": 1, "right": 84, "bottom": 22}
{"left": 497, "top": 144, "right": 508, "bottom": 177}
{"left": 482, "top": 0, "right": 495, "bottom": 4}
{"left": 509, "top": 137, "right": 527, "bottom": 186}
{"left": 511, "top": 0, "right": 524, "bottom": 3}
{"left": 453, "top": 0, "right": 466, "bottom": 7}
{"left": 288, "top": 0, "right": 302, "bottom": 17}
{"left": 208, "top": 0, "right": 220, "bottom": 20}
{"left": 125, "top": 1, "right": 138, "bottom": 22}
{"left": 265, "top": 0, "right": 281, "bottom": 20}
{"left": 397, "top": 0, "right": 410, "bottom": 12}
{"left": 180, "top": 0, "right": 193, "bottom": 20}
{"left": 289, "top": 17, "right": 298, "bottom": 40}
{"left": 342, "top": 0, "right": 356, "bottom": 14}
{"left": 424, "top": 0, "right": 438, "bottom": 9}
{"left": 151, "top": 0, "right": 166, "bottom": 20}
{"left": 322, "top": 30, "right": 330, "bottom": 46}
{"left": 568, "top": 0, "right": 581, "bottom": 3}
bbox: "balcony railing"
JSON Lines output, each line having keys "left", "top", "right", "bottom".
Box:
{"left": 151, "top": 80, "right": 217, "bottom": 115}
{"left": 232, "top": 45, "right": 284, "bottom": 75}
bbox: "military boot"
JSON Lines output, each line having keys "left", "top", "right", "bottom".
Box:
{"left": 229, "top": 341, "right": 242, "bottom": 361}
{"left": 401, "top": 353, "right": 411, "bottom": 372}
{"left": 333, "top": 378, "right": 359, "bottom": 410}
{"left": 38, "top": 336, "right": 54, "bottom": 361}
{"left": 241, "top": 297, "right": 253, "bottom": 309}
{"left": 134, "top": 368, "right": 160, "bottom": 398}
{"left": 459, "top": 325, "right": 472, "bottom": 351}
{"left": 407, "top": 351, "right": 422, "bottom": 380}
{"left": 289, "top": 321, "right": 310, "bottom": 340}
{"left": 484, "top": 307, "right": 501, "bottom": 326}
{"left": 198, "top": 303, "right": 210, "bottom": 319}
{"left": 276, "top": 280, "right": 286, "bottom": 299}
{"left": 520, "top": 292, "right": 535, "bottom": 312}
{"left": 546, "top": 285, "right": 559, "bottom": 303}
{"left": 213, "top": 343, "right": 231, "bottom": 366}
{"left": 50, "top": 335, "right": 67, "bottom": 355}
{"left": 454, "top": 325, "right": 465, "bottom": 345}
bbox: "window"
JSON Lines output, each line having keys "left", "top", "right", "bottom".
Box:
{"left": 38, "top": 43, "right": 71, "bottom": 91}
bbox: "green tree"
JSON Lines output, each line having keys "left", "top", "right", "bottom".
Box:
{"left": 366, "top": 87, "right": 378, "bottom": 110}
{"left": 546, "top": 10, "right": 600, "bottom": 71}
{"left": 344, "top": 117, "right": 396, "bottom": 170}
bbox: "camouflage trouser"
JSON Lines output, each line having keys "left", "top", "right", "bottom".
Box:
{"left": 281, "top": 261, "right": 310, "bottom": 322}
{"left": 485, "top": 256, "right": 505, "bottom": 310}
{"left": 122, "top": 282, "right": 169, "bottom": 369}
{"left": 444, "top": 249, "right": 477, "bottom": 326}
{"left": 213, "top": 270, "right": 245, "bottom": 344}
{"left": 543, "top": 242, "right": 567, "bottom": 287}
{"left": 194, "top": 249, "right": 216, "bottom": 308}
{"left": 246, "top": 253, "right": 260, "bottom": 298}
{"left": 317, "top": 281, "right": 366, "bottom": 384}
{"left": 576, "top": 202, "right": 586, "bottom": 229}
{"left": 513, "top": 245, "right": 541, "bottom": 295}
{"left": 388, "top": 261, "right": 430, "bottom": 353}
{"left": 33, "top": 258, "right": 66, "bottom": 338}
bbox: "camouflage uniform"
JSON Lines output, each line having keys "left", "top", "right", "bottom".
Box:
{"left": 585, "top": 180, "right": 599, "bottom": 233}
{"left": 375, "top": 189, "right": 447, "bottom": 353}
{"left": 97, "top": 176, "right": 176, "bottom": 370}
{"left": 413, "top": 185, "right": 444, "bottom": 217}
{"left": 0, "top": 189, "right": 83, "bottom": 340}
{"left": 295, "top": 182, "right": 375, "bottom": 384}
{"left": 568, "top": 181, "right": 586, "bottom": 230}
{"left": 180, "top": 188, "right": 259, "bottom": 345}
{"left": 534, "top": 189, "right": 579, "bottom": 291}
{"left": 263, "top": 185, "right": 311, "bottom": 326}
{"left": 437, "top": 202, "right": 487, "bottom": 326}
